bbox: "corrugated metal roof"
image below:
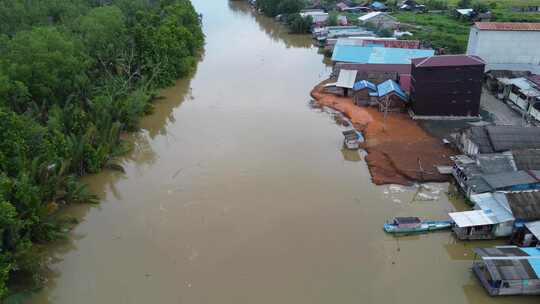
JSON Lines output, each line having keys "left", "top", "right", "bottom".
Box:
{"left": 512, "top": 149, "right": 540, "bottom": 171}
{"left": 509, "top": 77, "right": 535, "bottom": 90}
{"left": 476, "top": 153, "right": 516, "bottom": 174}
{"left": 456, "top": 8, "right": 474, "bottom": 16}
{"left": 336, "top": 69, "right": 358, "bottom": 89}
{"left": 471, "top": 193, "right": 515, "bottom": 223}
{"left": 475, "top": 246, "right": 540, "bottom": 280}
{"left": 332, "top": 45, "right": 435, "bottom": 64}
{"left": 449, "top": 210, "right": 495, "bottom": 227}
{"left": 376, "top": 79, "right": 408, "bottom": 101}
{"left": 506, "top": 191, "right": 540, "bottom": 221}
{"left": 482, "top": 171, "right": 538, "bottom": 190}
{"left": 353, "top": 80, "right": 376, "bottom": 92}
{"left": 475, "top": 22, "right": 540, "bottom": 31}
{"left": 485, "top": 126, "right": 540, "bottom": 152}
{"left": 525, "top": 220, "right": 540, "bottom": 239}
{"left": 358, "top": 12, "right": 383, "bottom": 21}
{"left": 529, "top": 75, "right": 540, "bottom": 88}
{"left": 412, "top": 55, "right": 485, "bottom": 67}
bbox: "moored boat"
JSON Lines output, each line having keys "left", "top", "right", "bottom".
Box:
{"left": 342, "top": 129, "right": 361, "bottom": 150}
{"left": 384, "top": 217, "right": 453, "bottom": 234}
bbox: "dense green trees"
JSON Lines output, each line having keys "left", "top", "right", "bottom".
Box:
{"left": 256, "top": 0, "right": 305, "bottom": 17}
{"left": 0, "top": 0, "right": 203, "bottom": 298}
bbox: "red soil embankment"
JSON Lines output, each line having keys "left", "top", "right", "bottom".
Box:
{"left": 311, "top": 81, "right": 456, "bottom": 186}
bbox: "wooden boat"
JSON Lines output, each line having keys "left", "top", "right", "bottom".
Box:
{"left": 384, "top": 217, "right": 453, "bottom": 234}
{"left": 342, "top": 130, "right": 361, "bottom": 150}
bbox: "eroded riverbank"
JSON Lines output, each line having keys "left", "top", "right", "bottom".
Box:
{"left": 24, "top": 2, "right": 538, "bottom": 304}
{"left": 311, "top": 81, "right": 456, "bottom": 185}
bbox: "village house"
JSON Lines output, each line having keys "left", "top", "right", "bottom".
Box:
{"left": 409, "top": 55, "right": 485, "bottom": 118}
{"left": 451, "top": 147, "right": 540, "bottom": 198}
{"left": 473, "top": 246, "right": 540, "bottom": 296}
{"left": 457, "top": 126, "right": 540, "bottom": 156}
{"left": 399, "top": 0, "right": 426, "bottom": 11}
{"left": 449, "top": 192, "right": 515, "bottom": 240}
{"left": 374, "top": 79, "right": 408, "bottom": 112}
{"left": 370, "top": 1, "right": 388, "bottom": 12}
{"left": 484, "top": 70, "right": 532, "bottom": 96}
{"left": 352, "top": 80, "right": 377, "bottom": 106}
{"left": 467, "top": 22, "right": 540, "bottom": 69}
{"left": 300, "top": 11, "right": 329, "bottom": 26}
{"left": 498, "top": 77, "right": 540, "bottom": 121}
{"left": 358, "top": 12, "right": 398, "bottom": 29}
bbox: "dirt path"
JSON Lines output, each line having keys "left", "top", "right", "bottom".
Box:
{"left": 311, "top": 80, "right": 456, "bottom": 185}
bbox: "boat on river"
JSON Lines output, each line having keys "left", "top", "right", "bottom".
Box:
{"left": 384, "top": 217, "right": 453, "bottom": 234}
{"left": 342, "top": 129, "right": 363, "bottom": 150}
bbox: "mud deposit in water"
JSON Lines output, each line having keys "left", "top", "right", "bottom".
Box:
{"left": 25, "top": 1, "right": 538, "bottom": 304}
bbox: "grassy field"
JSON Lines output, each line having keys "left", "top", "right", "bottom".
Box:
{"left": 339, "top": 1, "right": 540, "bottom": 54}
{"left": 394, "top": 12, "right": 470, "bottom": 53}
{"left": 394, "top": 0, "right": 540, "bottom": 54}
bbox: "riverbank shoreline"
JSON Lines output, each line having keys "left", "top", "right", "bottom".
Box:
{"left": 311, "top": 80, "right": 456, "bottom": 185}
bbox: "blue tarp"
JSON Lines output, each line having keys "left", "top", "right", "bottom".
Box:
{"left": 353, "top": 80, "right": 377, "bottom": 92}
{"left": 376, "top": 79, "right": 408, "bottom": 101}
{"left": 332, "top": 45, "right": 435, "bottom": 64}
{"left": 520, "top": 247, "right": 540, "bottom": 278}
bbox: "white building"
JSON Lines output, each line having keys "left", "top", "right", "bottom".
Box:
{"left": 467, "top": 22, "right": 540, "bottom": 66}
{"left": 358, "top": 12, "right": 398, "bottom": 29}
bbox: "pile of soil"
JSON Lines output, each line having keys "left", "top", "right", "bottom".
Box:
{"left": 311, "top": 81, "right": 456, "bottom": 186}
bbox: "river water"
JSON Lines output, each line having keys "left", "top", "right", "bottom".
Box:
{"left": 26, "top": 1, "right": 538, "bottom": 303}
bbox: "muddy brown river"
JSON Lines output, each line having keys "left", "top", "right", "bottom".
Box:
{"left": 26, "top": 1, "right": 538, "bottom": 303}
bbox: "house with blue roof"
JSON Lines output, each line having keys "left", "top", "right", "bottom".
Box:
{"left": 374, "top": 79, "right": 409, "bottom": 112}
{"left": 350, "top": 79, "right": 408, "bottom": 112}
{"left": 352, "top": 80, "right": 377, "bottom": 106}
{"left": 473, "top": 246, "right": 540, "bottom": 296}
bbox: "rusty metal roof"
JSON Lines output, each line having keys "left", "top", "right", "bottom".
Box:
{"left": 412, "top": 55, "right": 485, "bottom": 67}
{"left": 475, "top": 22, "right": 540, "bottom": 31}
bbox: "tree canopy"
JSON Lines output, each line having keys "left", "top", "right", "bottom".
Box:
{"left": 0, "top": 0, "right": 204, "bottom": 299}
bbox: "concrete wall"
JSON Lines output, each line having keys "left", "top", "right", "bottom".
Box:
{"left": 467, "top": 28, "right": 540, "bottom": 65}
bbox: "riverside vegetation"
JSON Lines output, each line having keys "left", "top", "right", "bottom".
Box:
{"left": 0, "top": 0, "right": 203, "bottom": 298}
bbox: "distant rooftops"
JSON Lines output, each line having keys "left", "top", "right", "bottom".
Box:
{"left": 412, "top": 55, "right": 485, "bottom": 67}
{"left": 474, "top": 22, "right": 540, "bottom": 31}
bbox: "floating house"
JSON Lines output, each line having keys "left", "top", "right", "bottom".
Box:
{"left": 473, "top": 246, "right": 540, "bottom": 296}
{"left": 449, "top": 192, "right": 515, "bottom": 240}
{"left": 467, "top": 22, "right": 540, "bottom": 67}
{"left": 358, "top": 12, "right": 398, "bottom": 29}
{"left": 457, "top": 126, "right": 540, "bottom": 156}
{"left": 409, "top": 55, "right": 485, "bottom": 118}
{"left": 451, "top": 154, "right": 540, "bottom": 197}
